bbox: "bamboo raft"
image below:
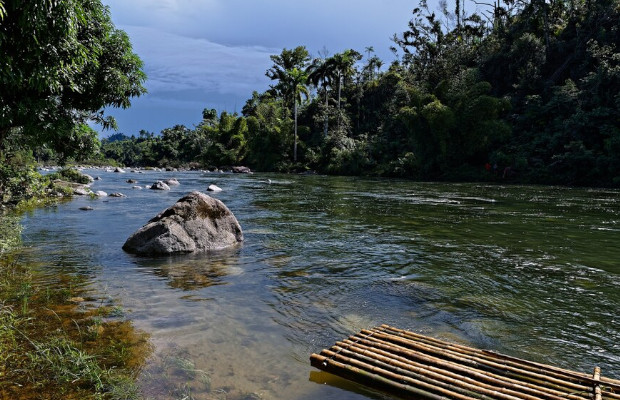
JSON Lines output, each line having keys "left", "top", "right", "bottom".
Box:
{"left": 310, "top": 324, "right": 620, "bottom": 400}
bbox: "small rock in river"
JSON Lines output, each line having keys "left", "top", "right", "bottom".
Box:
{"left": 150, "top": 181, "right": 170, "bottom": 191}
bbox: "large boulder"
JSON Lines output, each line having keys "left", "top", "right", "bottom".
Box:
{"left": 122, "top": 191, "right": 243, "bottom": 255}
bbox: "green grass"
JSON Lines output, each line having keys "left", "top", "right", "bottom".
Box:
{"left": 1, "top": 247, "right": 151, "bottom": 399}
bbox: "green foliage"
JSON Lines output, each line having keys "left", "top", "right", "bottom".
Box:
{"left": 0, "top": 213, "right": 21, "bottom": 255}
{"left": 48, "top": 168, "right": 92, "bottom": 185}
{"left": 97, "top": 0, "right": 619, "bottom": 186}
{"left": 0, "top": 156, "right": 47, "bottom": 205}
{"left": 0, "top": 0, "right": 146, "bottom": 160}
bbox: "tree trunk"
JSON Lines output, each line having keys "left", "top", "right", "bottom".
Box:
{"left": 337, "top": 71, "right": 342, "bottom": 133}
{"left": 324, "top": 86, "right": 329, "bottom": 137}
{"left": 294, "top": 99, "right": 298, "bottom": 162}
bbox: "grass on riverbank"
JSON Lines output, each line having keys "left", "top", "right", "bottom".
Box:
{"left": 0, "top": 212, "right": 152, "bottom": 400}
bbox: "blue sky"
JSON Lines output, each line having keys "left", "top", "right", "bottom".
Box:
{"left": 100, "top": 0, "right": 424, "bottom": 136}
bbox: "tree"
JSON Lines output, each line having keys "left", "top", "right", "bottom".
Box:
{"left": 325, "top": 50, "right": 362, "bottom": 132}
{"left": 307, "top": 57, "right": 337, "bottom": 137}
{"left": 0, "top": 0, "right": 146, "bottom": 161}
{"left": 288, "top": 68, "right": 310, "bottom": 162}
{"left": 265, "top": 46, "right": 310, "bottom": 110}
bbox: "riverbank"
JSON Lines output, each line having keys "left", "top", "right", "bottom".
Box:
{"left": 0, "top": 170, "right": 151, "bottom": 400}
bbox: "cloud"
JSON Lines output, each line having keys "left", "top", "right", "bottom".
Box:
{"left": 100, "top": 0, "right": 419, "bottom": 134}
{"left": 123, "top": 26, "right": 275, "bottom": 99}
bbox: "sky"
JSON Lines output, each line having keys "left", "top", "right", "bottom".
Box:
{"left": 99, "top": 0, "right": 422, "bottom": 137}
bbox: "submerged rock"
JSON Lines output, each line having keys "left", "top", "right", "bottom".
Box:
{"left": 123, "top": 191, "right": 243, "bottom": 256}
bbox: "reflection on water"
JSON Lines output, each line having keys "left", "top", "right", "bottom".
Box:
{"left": 133, "top": 248, "right": 243, "bottom": 291}
{"left": 19, "top": 170, "right": 620, "bottom": 399}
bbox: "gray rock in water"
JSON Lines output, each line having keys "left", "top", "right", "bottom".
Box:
{"left": 94, "top": 190, "right": 108, "bottom": 197}
{"left": 207, "top": 184, "right": 222, "bottom": 192}
{"left": 150, "top": 181, "right": 170, "bottom": 190}
{"left": 79, "top": 206, "right": 94, "bottom": 211}
{"left": 232, "top": 166, "right": 252, "bottom": 174}
{"left": 74, "top": 188, "right": 90, "bottom": 196}
{"left": 165, "top": 178, "right": 180, "bottom": 186}
{"left": 114, "top": 167, "right": 125, "bottom": 173}
{"left": 122, "top": 191, "right": 243, "bottom": 255}
{"left": 109, "top": 192, "right": 126, "bottom": 197}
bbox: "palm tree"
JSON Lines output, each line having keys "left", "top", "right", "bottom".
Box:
{"left": 287, "top": 68, "right": 309, "bottom": 162}
{"left": 307, "top": 57, "right": 337, "bottom": 137}
{"left": 266, "top": 46, "right": 310, "bottom": 110}
{"left": 265, "top": 47, "right": 311, "bottom": 161}
{"left": 326, "top": 49, "right": 362, "bottom": 132}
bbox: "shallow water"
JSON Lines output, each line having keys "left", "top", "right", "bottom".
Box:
{"left": 20, "top": 170, "right": 620, "bottom": 399}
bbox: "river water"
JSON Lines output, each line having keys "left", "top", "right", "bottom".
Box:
{"left": 20, "top": 170, "right": 620, "bottom": 399}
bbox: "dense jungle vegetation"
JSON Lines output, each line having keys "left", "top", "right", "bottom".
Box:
{"left": 95, "top": 0, "right": 620, "bottom": 187}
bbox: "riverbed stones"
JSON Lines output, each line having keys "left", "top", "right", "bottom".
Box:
{"left": 232, "top": 166, "right": 252, "bottom": 174}
{"left": 164, "top": 178, "right": 180, "bottom": 186}
{"left": 150, "top": 181, "right": 170, "bottom": 190}
{"left": 122, "top": 191, "right": 243, "bottom": 255}
{"left": 207, "top": 184, "right": 222, "bottom": 192}
{"left": 94, "top": 190, "right": 108, "bottom": 197}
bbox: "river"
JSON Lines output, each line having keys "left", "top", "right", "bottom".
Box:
{"left": 19, "top": 170, "right": 620, "bottom": 399}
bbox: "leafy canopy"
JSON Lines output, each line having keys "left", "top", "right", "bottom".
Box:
{"left": 0, "top": 0, "right": 146, "bottom": 160}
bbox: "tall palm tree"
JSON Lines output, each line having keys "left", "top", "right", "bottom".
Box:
{"left": 326, "top": 49, "right": 362, "bottom": 132}
{"left": 307, "top": 57, "right": 337, "bottom": 137}
{"left": 287, "top": 68, "right": 309, "bottom": 162}
{"left": 266, "top": 46, "right": 310, "bottom": 110}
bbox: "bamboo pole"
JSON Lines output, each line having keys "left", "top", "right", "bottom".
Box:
{"left": 310, "top": 353, "right": 447, "bottom": 400}
{"left": 594, "top": 367, "right": 602, "bottom": 400}
{"left": 359, "top": 329, "right": 591, "bottom": 393}
{"left": 374, "top": 326, "right": 574, "bottom": 381}
{"left": 331, "top": 344, "right": 550, "bottom": 400}
{"left": 345, "top": 336, "right": 593, "bottom": 400}
{"left": 338, "top": 339, "right": 590, "bottom": 400}
{"left": 352, "top": 333, "right": 598, "bottom": 398}
{"left": 319, "top": 349, "right": 491, "bottom": 400}
{"left": 311, "top": 326, "right": 620, "bottom": 400}
{"left": 379, "top": 325, "right": 620, "bottom": 393}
